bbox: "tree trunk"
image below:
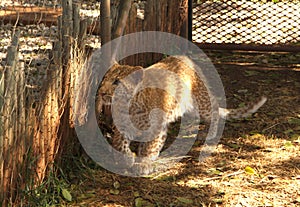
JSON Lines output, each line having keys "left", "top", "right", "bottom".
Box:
{"left": 101, "top": 0, "right": 111, "bottom": 45}
{"left": 112, "top": 0, "right": 133, "bottom": 39}
{"left": 119, "top": 0, "right": 189, "bottom": 66}
{"left": 144, "top": 0, "right": 189, "bottom": 35}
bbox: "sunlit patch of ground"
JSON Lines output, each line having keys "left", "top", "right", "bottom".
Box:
{"left": 68, "top": 51, "right": 300, "bottom": 207}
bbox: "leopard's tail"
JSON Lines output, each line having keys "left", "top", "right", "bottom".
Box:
{"left": 219, "top": 96, "right": 267, "bottom": 120}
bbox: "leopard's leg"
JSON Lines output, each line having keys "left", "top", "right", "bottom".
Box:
{"left": 137, "top": 131, "right": 167, "bottom": 161}
{"left": 111, "top": 129, "right": 135, "bottom": 167}
{"left": 129, "top": 132, "right": 167, "bottom": 176}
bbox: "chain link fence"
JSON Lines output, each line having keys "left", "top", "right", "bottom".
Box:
{"left": 192, "top": 0, "right": 300, "bottom": 50}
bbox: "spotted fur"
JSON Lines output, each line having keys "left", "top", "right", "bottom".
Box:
{"left": 97, "top": 56, "right": 267, "bottom": 173}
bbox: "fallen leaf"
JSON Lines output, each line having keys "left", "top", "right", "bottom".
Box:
{"left": 213, "top": 198, "right": 223, "bottom": 204}
{"left": 133, "top": 191, "right": 140, "bottom": 197}
{"left": 135, "top": 198, "right": 144, "bottom": 207}
{"left": 62, "top": 188, "right": 72, "bottom": 202}
{"left": 284, "top": 129, "right": 294, "bottom": 135}
{"left": 135, "top": 198, "right": 155, "bottom": 207}
{"left": 113, "top": 181, "right": 120, "bottom": 189}
{"left": 245, "top": 166, "right": 256, "bottom": 175}
{"left": 177, "top": 197, "right": 193, "bottom": 204}
{"left": 227, "top": 143, "right": 240, "bottom": 149}
{"left": 291, "top": 134, "right": 300, "bottom": 140}
{"left": 110, "top": 189, "right": 120, "bottom": 195}
{"left": 288, "top": 117, "right": 300, "bottom": 125}
{"left": 208, "top": 168, "right": 222, "bottom": 175}
{"left": 284, "top": 141, "right": 294, "bottom": 148}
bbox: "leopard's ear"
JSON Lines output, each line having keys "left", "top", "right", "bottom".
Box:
{"left": 130, "top": 69, "right": 144, "bottom": 85}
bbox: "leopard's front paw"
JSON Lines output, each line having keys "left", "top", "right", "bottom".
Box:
{"left": 131, "top": 160, "right": 154, "bottom": 176}
{"left": 113, "top": 150, "right": 135, "bottom": 169}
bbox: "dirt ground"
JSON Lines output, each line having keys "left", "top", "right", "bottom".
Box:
{"left": 1, "top": 2, "right": 299, "bottom": 206}
{"left": 64, "top": 51, "right": 300, "bottom": 207}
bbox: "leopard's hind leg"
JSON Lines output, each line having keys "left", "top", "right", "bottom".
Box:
{"left": 111, "top": 129, "right": 135, "bottom": 168}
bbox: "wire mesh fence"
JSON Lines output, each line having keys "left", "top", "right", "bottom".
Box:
{"left": 193, "top": 0, "right": 300, "bottom": 48}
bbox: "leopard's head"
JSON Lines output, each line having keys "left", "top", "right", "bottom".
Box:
{"left": 96, "top": 64, "right": 144, "bottom": 124}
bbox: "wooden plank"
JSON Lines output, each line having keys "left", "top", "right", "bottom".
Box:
{"left": 214, "top": 63, "right": 300, "bottom": 71}
{"left": 0, "top": 6, "right": 62, "bottom": 26}
{"left": 0, "top": 6, "right": 100, "bottom": 35}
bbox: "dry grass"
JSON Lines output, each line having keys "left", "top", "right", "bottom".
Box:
{"left": 66, "top": 51, "right": 300, "bottom": 207}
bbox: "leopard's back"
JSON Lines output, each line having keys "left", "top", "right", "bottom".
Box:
{"left": 143, "top": 56, "right": 214, "bottom": 122}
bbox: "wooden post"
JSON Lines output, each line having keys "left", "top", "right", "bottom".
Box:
{"left": 101, "top": 0, "right": 111, "bottom": 45}
{"left": 1, "top": 30, "right": 21, "bottom": 205}
{"left": 112, "top": 0, "right": 133, "bottom": 39}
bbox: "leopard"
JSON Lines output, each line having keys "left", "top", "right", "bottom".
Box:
{"left": 96, "top": 55, "right": 267, "bottom": 175}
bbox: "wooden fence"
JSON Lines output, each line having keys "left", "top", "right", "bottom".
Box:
{"left": 0, "top": 0, "right": 189, "bottom": 204}
{"left": 0, "top": 0, "right": 88, "bottom": 205}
